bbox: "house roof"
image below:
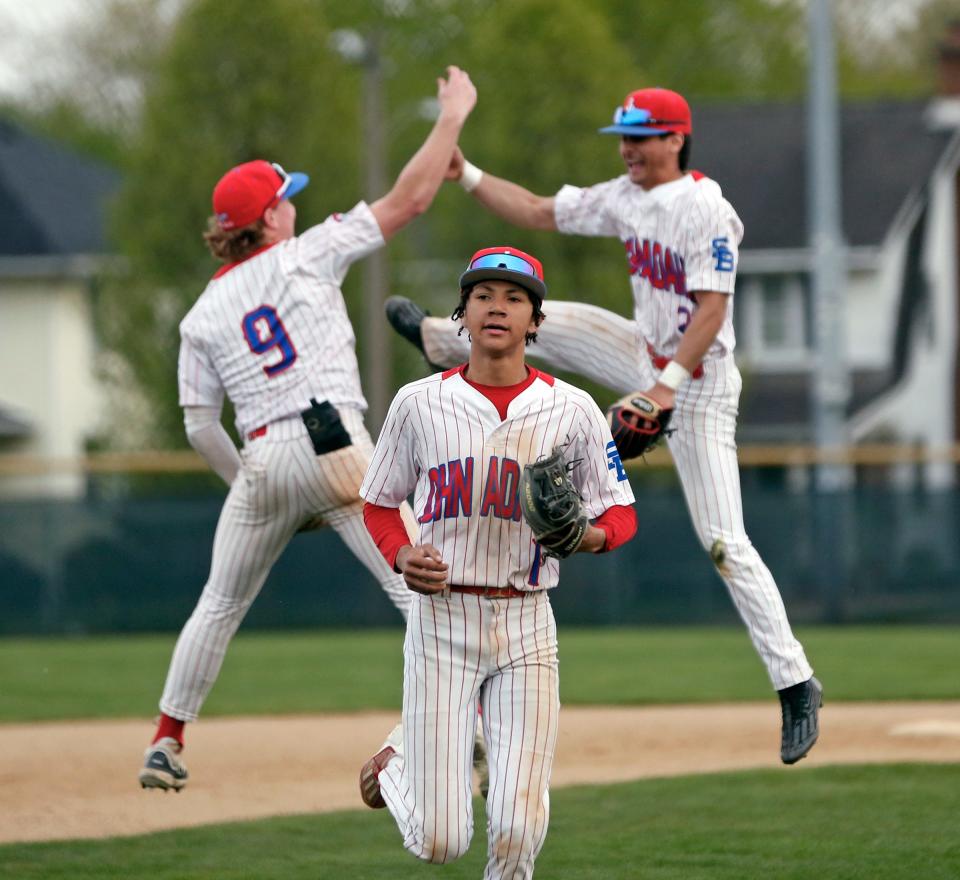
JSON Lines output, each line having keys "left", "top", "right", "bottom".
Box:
{"left": 692, "top": 99, "right": 954, "bottom": 250}
{"left": 738, "top": 370, "right": 893, "bottom": 443}
{"left": 0, "top": 403, "right": 32, "bottom": 439}
{"left": 0, "top": 119, "right": 120, "bottom": 258}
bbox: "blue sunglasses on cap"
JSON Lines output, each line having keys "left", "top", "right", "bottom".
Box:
{"left": 612, "top": 106, "right": 686, "bottom": 128}
{"left": 268, "top": 162, "right": 310, "bottom": 207}
{"left": 468, "top": 252, "right": 539, "bottom": 277}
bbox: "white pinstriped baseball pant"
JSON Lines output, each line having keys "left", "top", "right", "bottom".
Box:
{"left": 378, "top": 589, "right": 559, "bottom": 879}
{"left": 422, "top": 302, "right": 813, "bottom": 690}
{"left": 159, "top": 409, "right": 414, "bottom": 721}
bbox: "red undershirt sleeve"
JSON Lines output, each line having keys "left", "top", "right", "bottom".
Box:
{"left": 593, "top": 504, "right": 637, "bottom": 552}
{"left": 363, "top": 502, "right": 412, "bottom": 571}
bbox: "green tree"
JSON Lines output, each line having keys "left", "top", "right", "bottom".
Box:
{"left": 449, "top": 0, "right": 640, "bottom": 304}
{"left": 365, "top": 0, "right": 645, "bottom": 403}
{"left": 5, "top": 0, "right": 954, "bottom": 445}
{"left": 100, "top": 0, "right": 358, "bottom": 444}
{"left": 593, "top": 0, "right": 808, "bottom": 99}
{"left": 837, "top": 0, "right": 960, "bottom": 97}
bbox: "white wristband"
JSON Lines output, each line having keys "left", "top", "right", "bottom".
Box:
{"left": 658, "top": 360, "right": 691, "bottom": 391}
{"left": 458, "top": 160, "right": 483, "bottom": 193}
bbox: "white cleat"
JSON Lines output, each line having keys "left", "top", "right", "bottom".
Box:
{"left": 359, "top": 723, "right": 402, "bottom": 809}
{"left": 138, "top": 737, "right": 188, "bottom": 791}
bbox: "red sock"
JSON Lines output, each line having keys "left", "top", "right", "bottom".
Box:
{"left": 153, "top": 713, "right": 185, "bottom": 746}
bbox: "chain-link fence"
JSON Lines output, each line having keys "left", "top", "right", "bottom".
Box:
{"left": 2, "top": 453, "right": 959, "bottom": 635}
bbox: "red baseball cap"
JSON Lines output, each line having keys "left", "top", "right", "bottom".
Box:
{"left": 599, "top": 88, "right": 692, "bottom": 137}
{"left": 459, "top": 246, "right": 547, "bottom": 305}
{"left": 212, "top": 160, "right": 309, "bottom": 230}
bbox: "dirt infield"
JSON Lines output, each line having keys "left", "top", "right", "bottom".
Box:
{"left": 3, "top": 701, "right": 960, "bottom": 844}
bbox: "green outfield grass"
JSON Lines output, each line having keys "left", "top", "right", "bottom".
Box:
{"left": 2, "top": 765, "right": 957, "bottom": 879}
{"left": 0, "top": 625, "right": 957, "bottom": 723}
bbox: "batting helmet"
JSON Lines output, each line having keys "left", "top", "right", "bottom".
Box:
{"left": 459, "top": 247, "right": 547, "bottom": 306}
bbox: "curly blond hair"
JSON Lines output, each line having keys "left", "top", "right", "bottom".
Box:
{"left": 202, "top": 216, "right": 267, "bottom": 263}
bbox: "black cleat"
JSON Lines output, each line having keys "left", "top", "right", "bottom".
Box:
{"left": 385, "top": 296, "right": 444, "bottom": 372}
{"left": 778, "top": 676, "right": 823, "bottom": 764}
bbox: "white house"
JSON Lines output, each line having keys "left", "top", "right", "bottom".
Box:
{"left": 0, "top": 119, "right": 119, "bottom": 498}
{"left": 3, "top": 25, "right": 960, "bottom": 498}
{"left": 690, "top": 27, "right": 960, "bottom": 489}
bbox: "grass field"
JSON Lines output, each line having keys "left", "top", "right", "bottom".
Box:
{"left": 2, "top": 626, "right": 958, "bottom": 878}
{"left": 2, "top": 625, "right": 958, "bottom": 722}
{"left": 2, "top": 765, "right": 957, "bottom": 879}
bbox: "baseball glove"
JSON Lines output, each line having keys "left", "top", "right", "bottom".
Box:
{"left": 520, "top": 448, "right": 588, "bottom": 559}
{"left": 606, "top": 391, "right": 674, "bottom": 461}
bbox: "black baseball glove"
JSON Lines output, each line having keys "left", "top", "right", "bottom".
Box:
{"left": 606, "top": 391, "right": 674, "bottom": 461}
{"left": 519, "top": 448, "right": 588, "bottom": 559}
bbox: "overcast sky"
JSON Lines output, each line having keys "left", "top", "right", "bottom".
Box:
{"left": 0, "top": 0, "right": 91, "bottom": 96}
{"left": 0, "top": 0, "right": 935, "bottom": 100}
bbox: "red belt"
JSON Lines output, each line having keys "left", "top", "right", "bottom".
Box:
{"left": 448, "top": 585, "right": 528, "bottom": 599}
{"left": 646, "top": 343, "right": 704, "bottom": 379}
{"left": 247, "top": 425, "right": 268, "bottom": 440}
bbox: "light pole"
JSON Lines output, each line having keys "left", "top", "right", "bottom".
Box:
{"left": 807, "top": 0, "right": 850, "bottom": 490}
{"left": 331, "top": 27, "right": 391, "bottom": 430}
{"left": 806, "top": 0, "right": 850, "bottom": 620}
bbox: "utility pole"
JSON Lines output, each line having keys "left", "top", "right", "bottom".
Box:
{"left": 807, "top": 0, "right": 850, "bottom": 620}
{"left": 330, "top": 26, "right": 391, "bottom": 430}
{"left": 360, "top": 29, "right": 390, "bottom": 430}
{"left": 808, "top": 0, "right": 850, "bottom": 490}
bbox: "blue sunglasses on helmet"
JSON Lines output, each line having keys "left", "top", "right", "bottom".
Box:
{"left": 459, "top": 248, "right": 548, "bottom": 303}
{"left": 468, "top": 252, "right": 538, "bottom": 277}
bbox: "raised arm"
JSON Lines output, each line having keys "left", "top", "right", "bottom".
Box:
{"left": 370, "top": 66, "right": 477, "bottom": 240}
{"left": 447, "top": 146, "right": 557, "bottom": 231}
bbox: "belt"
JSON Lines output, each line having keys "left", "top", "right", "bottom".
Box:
{"left": 448, "top": 585, "right": 528, "bottom": 599}
{"left": 247, "top": 425, "right": 268, "bottom": 440}
{"left": 646, "top": 343, "right": 704, "bottom": 379}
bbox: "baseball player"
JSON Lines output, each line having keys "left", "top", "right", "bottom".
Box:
{"left": 358, "top": 247, "right": 636, "bottom": 876}
{"left": 386, "top": 87, "right": 822, "bottom": 764}
{"left": 137, "top": 67, "right": 478, "bottom": 792}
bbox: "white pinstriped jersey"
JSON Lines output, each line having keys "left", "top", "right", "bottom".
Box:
{"left": 360, "top": 366, "right": 635, "bottom": 590}
{"left": 178, "top": 201, "right": 383, "bottom": 437}
{"left": 554, "top": 173, "right": 743, "bottom": 361}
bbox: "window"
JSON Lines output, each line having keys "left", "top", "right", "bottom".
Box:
{"left": 735, "top": 274, "right": 810, "bottom": 367}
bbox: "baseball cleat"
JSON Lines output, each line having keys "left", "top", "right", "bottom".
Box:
{"left": 359, "top": 723, "right": 403, "bottom": 809}
{"left": 778, "top": 676, "right": 823, "bottom": 764}
{"left": 138, "top": 736, "right": 189, "bottom": 791}
{"left": 384, "top": 296, "right": 444, "bottom": 371}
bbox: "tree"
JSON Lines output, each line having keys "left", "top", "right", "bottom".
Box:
{"left": 593, "top": 0, "right": 808, "bottom": 99}
{"left": 360, "top": 0, "right": 646, "bottom": 403}
{"left": 837, "top": 0, "right": 960, "bottom": 97}
{"left": 99, "top": 0, "right": 358, "bottom": 443}
{"left": 4, "top": 0, "right": 955, "bottom": 444}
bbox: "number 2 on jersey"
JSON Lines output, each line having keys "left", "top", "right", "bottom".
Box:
{"left": 242, "top": 305, "right": 297, "bottom": 377}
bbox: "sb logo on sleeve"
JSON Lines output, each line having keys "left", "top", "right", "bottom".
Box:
{"left": 606, "top": 440, "right": 628, "bottom": 482}
{"left": 711, "top": 237, "right": 735, "bottom": 272}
